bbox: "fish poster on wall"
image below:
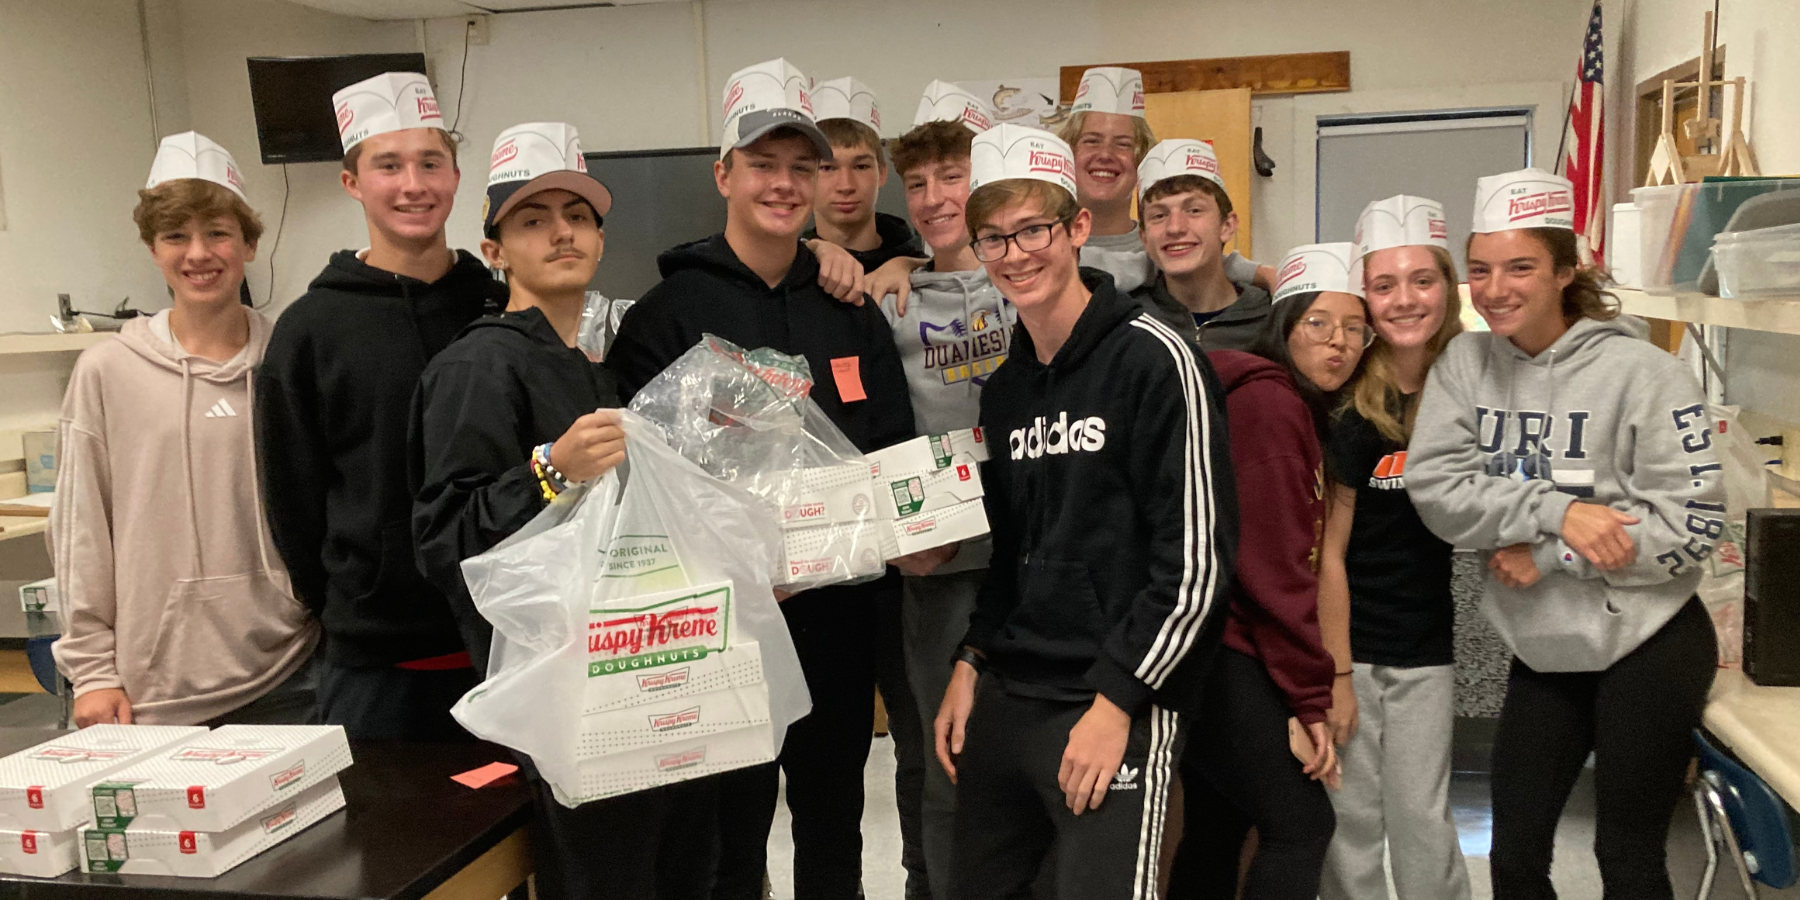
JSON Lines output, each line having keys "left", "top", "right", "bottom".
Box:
{"left": 953, "top": 79, "right": 1068, "bottom": 131}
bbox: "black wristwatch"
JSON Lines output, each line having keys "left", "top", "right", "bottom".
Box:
{"left": 953, "top": 645, "right": 985, "bottom": 673}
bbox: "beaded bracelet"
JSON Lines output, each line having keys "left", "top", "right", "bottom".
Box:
{"left": 530, "top": 442, "right": 568, "bottom": 501}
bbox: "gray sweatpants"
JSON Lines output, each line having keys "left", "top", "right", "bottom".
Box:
{"left": 901, "top": 568, "right": 983, "bottom": 900}
{"left": 1320, "top": 663, "right": 1470, "bottom": 900}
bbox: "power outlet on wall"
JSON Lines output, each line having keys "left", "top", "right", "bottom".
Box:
{"left": 462, "top": 15, "right": 490, "bottom": 46}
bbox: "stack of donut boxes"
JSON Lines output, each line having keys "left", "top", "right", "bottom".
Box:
{"left": 0, "top": 724, "right": 352, "bottom": 878}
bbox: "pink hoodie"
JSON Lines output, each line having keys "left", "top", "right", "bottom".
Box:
{"left": 51, "top": 309, "right": 318, "bottom": 725}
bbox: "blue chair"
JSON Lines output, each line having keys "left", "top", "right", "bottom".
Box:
{"left": 1693, "top": 729, "right": 1797, "bottom": 899}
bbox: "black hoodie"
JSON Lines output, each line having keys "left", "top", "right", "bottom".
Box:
{"left": 803, "top": 212, "right": 926, "bottom": 273}
{"left": 1132, "top": 273, "right": 1274, "bottom": 353}
{"left": 967, "top": 269, "right": 1237, "bottom": 716}
{"left": 410, "top": 306, "right": 620, "bottom": 671}
{"left": 257, "top": 249, "right": 504, "bottom": 667}
{"left": 608, "top": 234, "right": 914, "bottom": 452}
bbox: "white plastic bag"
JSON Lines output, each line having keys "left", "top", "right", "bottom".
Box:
{"left": 629, "top": 335, "right": 886, "bottom": 591}
{"left": 452, "top": 410, "right": 809, "bottom": 808}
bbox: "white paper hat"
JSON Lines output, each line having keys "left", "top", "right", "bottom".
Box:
{"left": 1137, "top": 139, "right": 1224, "bottom": 198}
{"left": 1352, "top": 194, "right": 1449, "bottom": 257}
{"left": 720, "top": 58, "right": 832, "bottom": 160}
{"left": 483, "top": 122, "right": 613, "bottom": 232}
{"left": 970, "top": 124, "right": 1076, "bottom": 199}
{"left": 332, "top": 72, "right": 443, "bottom": 153}
{"left": 813, "top": 77, "right": 881, "bottom": 133}
{"left": 1273, "top": 242, "right": 1363, "bottom": 303}
{"left": 1069, "top": 67, "right": 1146, "bottom": 119}
{"left": 913, "top": 80, "right": 995, "bottom": 133}
{"left": 145, "top": 132, "right": 247, "bottom": 200}
{"left": 1471, "top": 167, "right": 1575, "bottom": 233}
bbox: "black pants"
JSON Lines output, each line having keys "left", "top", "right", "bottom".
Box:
{"left": 876, "top": 573, "right": 931, "bottom": 899}
{"left": 712, "top": 579, "right": 888, "bottom": 900}
{"left": 530, "top": 775, "right": 719, "bottom": 900}
{"left": 1170, "top": 648, "right": 1336, "bottom": 900}
{"left": 315, "top": 658, "right": 479, "bottom": 742}
{"left": 1489, "top": 596, "right": 1716, "bottom": 900}
{"left": 952, "top": 678, "right": 1184, "bottom": 900}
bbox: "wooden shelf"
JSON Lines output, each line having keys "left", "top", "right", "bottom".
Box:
{"left": 1615, "top": 288, "right": 1800, "bottom": 336}
{"left": 0, "top": 332, "right": 111, "bottom": 356}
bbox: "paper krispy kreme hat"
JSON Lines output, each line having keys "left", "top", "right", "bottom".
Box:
{"left": 1137, "top": 139, "right": 1223, "bottom": 197}
{"left": 332, "top": 72, "right": 443, "bottom": 153}
{"left": 1069, "top": 66, "right": 1146, "bottom": 118}
{"left": 914, "top": 80, "right": 994, "bottom": 133}
{"left": 483, "top": 122, "right": 613, "bottom": 232}
{"left": 812, "top": 77, "right": 881, "bottom": 133}
{"left": 146, "top": 132, "right": 247, "bottom": 200}
{"left": 1471, "top": 167, "right": 1575, "bottom": 233}
{"left": 1273, "top": 242, "right": 1363, "bottom": 303}
{"left": 1353, "top": 194, "right": 1448, "bottom": 257}
{"left": 720, "top": 58, "right": 832, "bottom": 160}
{"left": 969, "top": 124, "right": 1077, "bottom": 199}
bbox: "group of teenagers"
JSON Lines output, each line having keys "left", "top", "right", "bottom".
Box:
{"left": 48, "top": 53, "right": 1729, "bottom": 900}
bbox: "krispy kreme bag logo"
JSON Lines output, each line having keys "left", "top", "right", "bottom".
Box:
{"left": 649, "top": 707, "right": 702, "bottom": 732}
{"left": 1028, "top": 148, "right": 1073, "bottom": 179}
{"left": 169, "top": 747, "right": 280, "bottom": 765}
{"left": 1277, "top": 257, "right": 1308, "bottom": 287}
{"left": 491, "top": 138, "right": 519, "bottom": 169}
{"left": 28, "top": 745, "right": 132, "bottom": 765}
{"left": 1507, "top": 190, "right": 1572, "bottom": 222}
{"left": 588, "top": 585, "right": 731, "bottom": 677}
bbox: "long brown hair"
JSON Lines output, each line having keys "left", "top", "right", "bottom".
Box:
{"left": 1527, "top": 227, "right": 1620, "bottom": 323}
{"left": 1347, "top": 245, "right": 1463, "bottom": 443}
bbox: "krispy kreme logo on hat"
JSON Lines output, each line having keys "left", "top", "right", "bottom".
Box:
{"left": 1185, "top": 148, "right": 1218, "bottom": 175}
{"left": 146, "top": 132, "right": 249, "bottom": 200}
{"left": 490, "top": 138, "right": 519, "bottom": 169}
{"left": 1352, "top": 195, "right": 1449, "bottom": 256}
{"left": 914, "top": 81, "right": 995, "bottom": 133}
{"left": 971, "top": 124, "right": 1077, "bottom": 197}
{"left": 1472, "top": 168, "right": 1576, "bottom": 233}
{"left": 335, "top": 102, "right": 353, "bottom": 131}
{"left": 1272, "top": 242, "right": 1361, "bottom": 303}
{"left": 587, "top": 585, "right": 731, "bottom": 677}
{"left": 1029, "top": 148, "right": 1073, "bottom": 179}
{"left": 331, "top": 72, "right": 442, "bottom": 153}
{"left": 1137, "top": 139, "right": 1224, "bottom": 197}
{"left": 1278, "top": 256, "right": 1308, "bottom": 287}
{"left": 1508, "top": 189, "right": 1572, "bottom": 222}
{"left": 1069, "top": 67, "right": 1146, "bottom": 118}
{"left": 723, "top": 82, "right": 747, "bottom": 119}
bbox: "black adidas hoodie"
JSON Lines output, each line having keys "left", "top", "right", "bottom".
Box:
{"left": 410, "top": 306, "right": 620, "bottom": 672}
{"left": 802, "top": 212, "right": 926, "bottom": 273}
{"left": 257, "top": 249, "right": 504, "bottom": 667}
{"left": 966, "top": 269, "right": 1237, "bottom": 716}
{"left": 608, "top": 234, "right": 914, "bottom": 452}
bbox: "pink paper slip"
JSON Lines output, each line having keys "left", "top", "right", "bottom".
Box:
{"left": 451, "top": 762, "right": 520, "bottom": 789}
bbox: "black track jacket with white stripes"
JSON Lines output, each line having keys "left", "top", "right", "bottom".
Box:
{"left": 965, "top": 268, "right": 1237, "bottom": 716}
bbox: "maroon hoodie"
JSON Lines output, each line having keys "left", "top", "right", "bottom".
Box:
{"left": 1207, "top": 350, "right": 1335, "bottom": 725}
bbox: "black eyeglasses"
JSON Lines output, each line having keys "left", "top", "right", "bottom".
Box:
{"left": 1298, "top": 314, "right": 1376, "bottom": 348}
{"left": 971, "top": 216, "right": 1074, "bottom": 263}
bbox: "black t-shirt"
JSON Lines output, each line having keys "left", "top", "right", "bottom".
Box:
{"left": 1329, "top": 399, "right": 1455, "bottom": 667}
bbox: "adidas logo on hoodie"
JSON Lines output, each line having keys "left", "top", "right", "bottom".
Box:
{"left": 203, "top": 399, "right": 237, "bottom": 419}
{"left": 1008, "top": 412, "right": 1106, "bottom": 460}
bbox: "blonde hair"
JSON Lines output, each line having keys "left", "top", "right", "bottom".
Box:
{"left": 1348, "top": 245, "right": 1463, "bottom": 443}
{"left": 965, "top": 179, "right": 1081, "bottom": 238}
{"left": 1056, "top": 111, "right": 1157, "bottom": 164}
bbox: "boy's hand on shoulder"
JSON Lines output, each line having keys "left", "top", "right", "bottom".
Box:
{"left": 550, "top": 409, "right": 627, "bottom": 484}
{"left": 806, "top": 239, "right": 869, "bottom": 305}
{"left": 1059, "top": 693, "right": 1131, "bottom": 815}
{"left": 869, "top": 256, "right": 929, "bottom": 316}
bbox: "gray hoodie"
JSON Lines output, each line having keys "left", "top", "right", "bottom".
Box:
{"left": 881, "top": 265, "right": 1015, "bottom": 573}
{"left": 1404, "top": 317, "right": 1726, "bottom": 673}
{"left": 1079, "top": 229, "right": 1260, "bottom": 294}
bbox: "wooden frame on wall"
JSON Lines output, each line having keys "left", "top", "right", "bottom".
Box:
{"left": 1058, "top": 52, "right": 1352, "bottom": 103}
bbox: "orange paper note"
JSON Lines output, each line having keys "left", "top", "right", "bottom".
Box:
{"left": 831, "top": 357, "right": 866, "bottom": 402}
{"left": 451, "top": 761, "right": 519, "bottom": 789}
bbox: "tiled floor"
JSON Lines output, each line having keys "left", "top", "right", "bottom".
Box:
{"left": 768, "top": 736, "right": 1800, "bottom": 900}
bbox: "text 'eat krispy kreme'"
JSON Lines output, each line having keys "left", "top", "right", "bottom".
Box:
{"left": 1185, "top": 151, "right": 1219, "bottom": 174}
{"left": 1278, "top": 257, "right": 1308, "bottom": 286}
{"left": 414, "top": 95, "right": 441, "bottom": 120}
{"left": 1028, "top": 149, "right": 1073, "bottom": 178}
{"left": 1507, "top": 190, "right": 1572, "bottom": 222}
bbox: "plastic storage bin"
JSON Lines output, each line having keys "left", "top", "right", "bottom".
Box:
{"left": 1713, "top": 223, "right": 1800, "bottom": 299}
{"left": 1632, "top": 178, "right": 1800, "bottom": 295}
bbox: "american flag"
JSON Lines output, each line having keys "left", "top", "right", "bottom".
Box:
{"left": 1559, "top": 0, "right": 1605, "bottom": 264}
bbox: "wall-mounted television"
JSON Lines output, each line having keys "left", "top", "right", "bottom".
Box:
{"left": 246, "top": 53, "right": 429, "bottom": 164}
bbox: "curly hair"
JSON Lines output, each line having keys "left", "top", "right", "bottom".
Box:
{"left": 133, "top": 179, "right": 264, "bottom": 246}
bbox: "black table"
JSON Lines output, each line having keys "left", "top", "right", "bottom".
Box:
{"left": 0, "top": 729, "right": 534, "bottom": 900}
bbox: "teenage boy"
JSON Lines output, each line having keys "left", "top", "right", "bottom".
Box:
{"left": 258, "top": 72, "right": 505, "bottom": 741}
{"left": 607, "top": 59, "right": 915, "bottom": 900}
{"left": 805, "top": 77, "right": 923, "bottom": 270}
{"left": 802, "top": 74, "right": 932, "bottom": 900}
{"left": 1059, "top": 66, "right": 1270, "bottom": 294}
{"left": 55, "top": 132, "right": 319, "bottom": 728}
{"left": 934, "top": 124, "right": 1234, "bottom": 900}
{"left": 879, "top": 104, "right": 1013, "bottom": 900}
{"left": 409, "top": 122, "right": 710, "bottom": 900}
{"left": 1131, "top": 139, "right": 1274, "bottom": 351}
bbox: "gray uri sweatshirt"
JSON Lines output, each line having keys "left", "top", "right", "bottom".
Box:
{"left": 1404, "top": 316, "right": 1726, "bottom": 673}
